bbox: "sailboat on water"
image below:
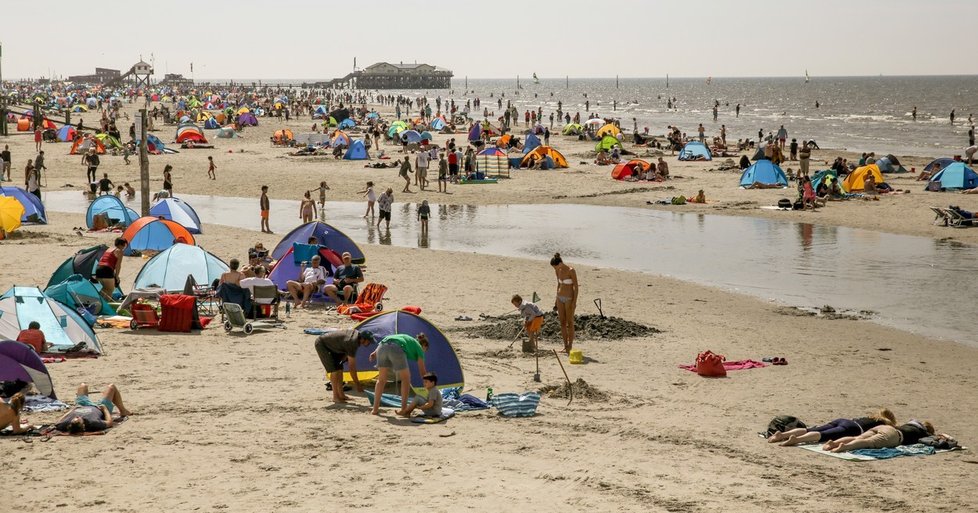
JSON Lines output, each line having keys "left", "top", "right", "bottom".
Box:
{"left": 532, "top": 72, "right": 540, "bottom": 84}
{"left": 805, "top": 70, "right": 810, "bottom": 83}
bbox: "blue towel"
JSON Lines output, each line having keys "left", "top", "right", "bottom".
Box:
{"left": 304, "top": 328, "right": 330, "bottom": 335}
{"left": 492, "top": 392, "right": 541, "bottom": 417}
{"left": 852, "top": 444, "right": 936, "bottom": 460}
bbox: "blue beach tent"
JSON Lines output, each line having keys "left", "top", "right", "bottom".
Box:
{"left": 0, "top": 186, "right": 46, "bottom": 224}
{"left": 133, "top": 243, "right": 229, "bottom": 292}
{"left": 926, "top": 162, "right": 978, "bottom": 191}
{"left": 85, "top": 195, "right": 137, "bottom": 229}
{"left": 811, "top": 169, "right": 838, "bottom": 191}
{"left": 740, "top": 160, "right": 788, "bottom": 188}
{"left": 343, "top": 140, "right": 369, "bottom": 160}
{"left": 150, "top": 197, "right": 203, "bottom": 234}
{"left": 270, "top": 222, "right": 365, "bottom": 264}
{"left": 924, "top": 158, "right": 955, "bottom": 173}
{"left": 44, "top": 274, "right": 117, "bottom": 322}
{"left": 0, "top": 287, "right": 102, "bottom": 354}
{"left": 678, "top": 141, "right": 713, "bottom": 161}
{"left": 523, "top": 133, "right": 542, "bottom": 154}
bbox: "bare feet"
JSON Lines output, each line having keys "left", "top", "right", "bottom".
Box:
{"left": 370, "top": 409, "right": 380, "bottom": 415}
{"left": 767, "top": 432, "right": 787, "bottom": 443}
{"left": 779, "top": 436, "right": 800, "bottom": 447}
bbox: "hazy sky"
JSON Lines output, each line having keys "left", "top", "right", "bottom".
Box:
{"left": 2, "top": 0, "right": 975, "bottom": 80}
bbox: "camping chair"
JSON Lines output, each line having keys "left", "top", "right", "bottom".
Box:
{"left": 944, "top": 208, "right": 974, "bottom": 228}
{"left": 222, "top": 303, "right": 283, "bottom": 335}
{"left": 216, "top": 282, "right": 252, "bottom": 324}
{"left": 185, "top": 275, "right": 218, "bottom": 316}
{"left": 336, "top": 283, "right": 388, "bottom": 316}
{"left": 130, "top": 302, "right": 161, "bottom": 330}
{"left": 931, "top": 206, "right": 950, "bottom": 226}
{"left": 251, "top": 285, "right": 280, "bottom": 320}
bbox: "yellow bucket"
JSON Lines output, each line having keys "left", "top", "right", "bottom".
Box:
{"left": 569, "top": 349, "right": 584, "bottom": 364}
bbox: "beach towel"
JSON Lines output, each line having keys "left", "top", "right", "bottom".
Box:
{"left": 441, "top": 387, "right": 490, "bottom": 412}
{"left": 364, "top": 390, "right": 406, "bottom": 408}
{"left": 679, "top": 359, "right": 767, "bottom": 372}
{"left": 411, "top": 408, "right": 455, "bottom": 424}
{"left": 492, "top": 392, "right": 541, "bottom": 417}
{"left": 41, "top": 356, "right": 67, "bottom": 364}
{"left": 23, "top": 395, "right": 69, "bottom": 413}
{"left": 797, "top": 443, "right": 963, "bottom": 461}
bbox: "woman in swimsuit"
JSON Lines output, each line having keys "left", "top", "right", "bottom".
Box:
{"left": 300, "top": 191, "right": 316, "bottom": 224}
{"left": 768, "top": 409, "right": 896, "bottom": 446}
{"left": 95, "top": 238, "right": 127, "bottom": 301}
{"left": 551, "top": 253, "right": 579, "bottom": 353}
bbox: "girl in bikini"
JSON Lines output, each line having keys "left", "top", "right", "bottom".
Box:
{"left": 300, "top": 191, "right": 316, "bottom": 223}
{"left": 551, "top": 253, "right": 579, "bottom": 354}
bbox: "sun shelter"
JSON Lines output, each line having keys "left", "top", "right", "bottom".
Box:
{"left": 679, "top": 141, "right": 713, "bottom": 161}
{"left": 203, "top": 117, "right": 220, "bottom": 129}
{"left": 271, "top": 222, "right": 365, "bottom": 264}
{"left": 924, "top": 158, "right": 955, "bottom": 173}
{"left": 95, "top": 133, "right": 123, "bottom": 151}
{"left": 175, "top": 124, "right": 207, "bottom": 144}
{"left": 520, "top": 146, "right": 569, "bottom": 169}
{"left": 273, "top": 129, "right": 294, "bottom": 144}
{"left": 429, "top": 116, "right": 447, "bottom": 130}
{"left": 477, "top": 147, "right": 509, "bottom": 177}
{"left": 399, "top": 130, "right": 422, "bottom": 145}
{"left": 596, "top": 123, "right": 621, "bottom": 138}
{"left": 811, "top": 169, "right": 839, "bottom": 192}
{"left": 56, "top": 125, "right": 77, "bottom": 142}
{"left": 216, "top": 128, "right": 238, "bottom": 139}
{"left": 267, "top": 245, "right": 340, "bottom": 293}
{"left": 523, "top": 133, "right": 542, "bottom": 154}
{"left": 611, "top": 159, "right": 651, "bottom": 180}
{"left": 343, "top": 140, "right": 369, "bottom": 160}
{"left": 562, "top": 123, "right": 583, "bottom": 136}
{"left": 0, "top": 197, "right": 24, "bottom": 233}
{"left": 133, "top": 243, "right": 229, "bottom": 292}
{"left": 926, "top": 162, "right": 978, "bottom": 191}
{"left": 595, "top": 135, "right": 622, "bottom": 153}
{"left": 0, "top": 341, "right": 56, "bottom": 398}
{"left": 238, "top": 112, "right": 259, "bottom": 126}
{"left": 467, "top": 123, "right": 482, "bottom": 142}
{"left": 122, "top": 217, "right": 196, "bottom": 256}
{"left": 0, "top": 287, "right": 102, "bottom": 354}
{"left": 330, "top": 130, "right": 352, "bottom": 148}
{"left": 350, "top": 310, "right": 464, "bottom": 393}
{"left": 842, "top": 164, "right": 885, "bottom": 192}
{"left": 48, "top": 245, "right": 108, "bottom": 288}
{"left": 136, "top": 134, "right": 173, "bottom": 154}
{"left": 85, "top": 195, "right": 137, "bottom": 229}
{"left": 69, "top": 136, "right": 106, "bottom": 155}
{"left": 739, "top": 160, "right": 788, "bottom": 188}
{"left": 44, "top": 274, "right": 117, "bottom": 320}
{"left": 150, "top": 197, "right": 203, "bottom": 234}
{"left": 0, "top": 186, "right": 46, "bottom": 224}
{"left": 338, "top": 118, "right": 356, "bottom": 129}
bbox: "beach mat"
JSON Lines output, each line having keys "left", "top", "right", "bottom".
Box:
{"left": 678, "top": 359, "right": 767, "bottom": 372}
{"left": 798, "top": 443, "right": 964, "bottom": 461}
{"left": 411, "top": 408, "right": 455, "bottom": 424}
{"left": 364, "top": 390, "right": 404, "bottom": 408}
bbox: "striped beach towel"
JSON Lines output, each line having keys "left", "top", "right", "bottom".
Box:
{"left": 492, "top": 392, "right": 541, "bottom": 417}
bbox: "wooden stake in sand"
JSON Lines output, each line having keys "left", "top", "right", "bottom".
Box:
{"left": 552, "top": 349, "right": 573, "bottom": 406}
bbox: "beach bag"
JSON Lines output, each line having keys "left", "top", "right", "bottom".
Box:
{"left": 767, "top": 416, "right": 806, "bottom": 437}
{"left": 694, "top": 350, "right": 726, "bottom": 377}
{"left": 792, "top": 200, "right": 804, "bottom": 210}
{"left": 671, "top": 195, "right": 686, "bottom": 205}
{"left": 492, "top": 392, "right": 541, "bottom": 417}
{"left": 777, "top": 198, "right": 792, "bottom": 209}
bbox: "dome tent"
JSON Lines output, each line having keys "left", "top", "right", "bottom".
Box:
{"left": 133, "top": 243, "right": 229, "bottom": 292}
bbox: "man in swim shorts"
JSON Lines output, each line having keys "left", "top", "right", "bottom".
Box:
{"left": 314, "top": 329, "right": 375, "bottom": 403}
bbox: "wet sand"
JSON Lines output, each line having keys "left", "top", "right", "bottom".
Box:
{"left": 2, "top": 102, "right": 977, "bottom": 512}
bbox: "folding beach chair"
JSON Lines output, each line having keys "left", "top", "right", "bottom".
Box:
{"left": 944, "top": 208, "right": 974, "bottom": 228}
{"left": 251, "top": 285, "right": 280, "bottom": 319}
{"left": 336, "top": 283, "right": 388, "bottom": 316}
{"left": 930, "top": 206, "right": 950, "bottom": 226}
{"left": 129, "top": 303, "right": 161, "bottom": 330}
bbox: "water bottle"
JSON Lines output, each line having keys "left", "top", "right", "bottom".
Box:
{"left": 285, "top": 300, "right": 292, "bottom": 317}
{"left": 486, "top": 387, "right": 493, "bottom": 403}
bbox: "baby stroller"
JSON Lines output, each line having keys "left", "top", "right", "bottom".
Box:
{"left": 222, "top": 303, "right": 284, "bottom": 335}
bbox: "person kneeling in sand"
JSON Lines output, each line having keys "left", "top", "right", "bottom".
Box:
{"left": 400, "top": 373, "right": 443, "bottom": 418}
{"left": 55, "top": 383, "right": 132, "bottom": 435}
{"left": 369, "top": 333, "right": 429, "bottom": 416}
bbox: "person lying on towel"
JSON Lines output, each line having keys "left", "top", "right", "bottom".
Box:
{"left": 55, "top": 383, "right": 132, "bottom": 435}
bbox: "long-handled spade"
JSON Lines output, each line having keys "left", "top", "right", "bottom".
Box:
{"left": 593, "top": 298, "right": 605, "bottom": 319}
{"left": 533, "top": 338, "right": 541, "bottom": 382}
{"left": 552, "top": 349, "right": 573, "bottom": 406}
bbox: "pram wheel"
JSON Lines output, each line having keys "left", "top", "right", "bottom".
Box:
{"left": 375, "top": 302, "right": 383, "bottom": 311}
{"left": 224, "top": 321, "right": 233, "bottom": 332}
{"left": 130, "top": 319, "right": 138, "bottom": 330}
{"left": 244, "top": 323, "right": 254, "bottom": 335}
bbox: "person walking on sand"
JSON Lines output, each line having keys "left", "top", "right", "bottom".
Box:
{"left": 950, "top": 109, "right": 956, "bottom": 125}
{"left": 1, "top": 145, "right": 11, "bottom": 182}
{"left": 299, "top": 191, "right": 316, "bottom": 224}
{"left": 912, "top": 106, "right": 917, "bottom": 121}
{"left": 163, "top": 164, "right": 174, "bottom": 196}
{"left": 259, "top": 185, "right": 272, "bottom": 233}
{"left": 359, "top": 181, "right": 376, "bottom": 218}
{"left": 34, "top": 127, "right": 43, "bottom": 152}
{"left": 377, "top": 188, "right": 394, "bottom": 229}
{"left": 399, "top": 156, "right": 413, "bottom": 193}
{"left": 437, "top": 154, "right": 449, "bottom": 193}
{"left": 551, "top": 252, "right": 579, "bottom": 354}
{"left": 207, "top": 156, "right": 217, "bottom": 180}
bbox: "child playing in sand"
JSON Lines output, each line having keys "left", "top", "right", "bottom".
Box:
{"left": 401, "top": 373, "right": 442, "bottom": 418}
{"left": 358, "top": 181, "right": 376, "bottom": 218}
{"left": 512, "top": 294, "right": 545, "bottom": 353}
{"left": 207, "top": 156, "right": 217, "bottom": 180}
{"left": 314, "top": 181, "right": 330, "bottom": 210}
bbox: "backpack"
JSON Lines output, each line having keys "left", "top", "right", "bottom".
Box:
{"left": 694, "top": 350, "right": 726, "bottom": 377}
{"left": 777, "top": 198, "right": 792, "bottom": 209}
{"left": 766, "top": 415, "right": 806, "bottom": 437}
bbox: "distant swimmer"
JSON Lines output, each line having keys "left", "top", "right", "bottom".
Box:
{"left": 912, "top": 106, "right": 917, "bottom": 121}
{"left": 815, "top": 101, "right": 820, "bottom": 109}
{"left": 736, "top": 104, "right": 741, "bottom": 117}
{"left": 950, "top": 109, "right": 956, "bottom": 125}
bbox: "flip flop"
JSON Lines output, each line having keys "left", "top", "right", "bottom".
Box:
{"left": 773, "top": 357, "right": 788, "bottom": 365}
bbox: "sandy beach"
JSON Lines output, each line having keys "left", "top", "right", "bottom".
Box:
{"left": 3, "top": 101, "right": 978, "bottom": 512}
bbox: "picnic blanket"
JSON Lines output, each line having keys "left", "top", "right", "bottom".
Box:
{"left": 23, "top": 395, "right": 69, "bottom": 413}
{"left": 798, "top": 443, "right": 964, "bottom": 461}
{"left": 679, "top": 359, "right": 768, "bottom": 372}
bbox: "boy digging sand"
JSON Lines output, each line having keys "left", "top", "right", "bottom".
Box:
{"left": 512, "top": 294, "right": 544, "bottom": 353}
{"left": 401, "top": 372, "right": 443, "bottom": 418}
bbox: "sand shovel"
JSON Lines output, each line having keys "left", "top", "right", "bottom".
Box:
{"left": 552, "top": 349, "right": 573, "bottom": 406}
{"left": 533, "top": 338, "right": 541, "bottom": 382}
{"left": 507, "top": 324, "right": 526, "bottom": 349}
{"left": 593, "top": 298, "right": 605, "bottom": 319}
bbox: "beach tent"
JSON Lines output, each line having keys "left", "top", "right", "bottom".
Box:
{"left": 611, "top": 159, "right": 651, "bottom": 180}
{"left": 739, "top": 160, "right": 788, "bottom": 188}
{"left": 150, "top": 197, "right": 203, "bottom": 234}
{"left": 429, "top": 116, "right": 447, "bottom": 130}
{"left": 562, "top": 123, "right": 583, "bottom": 136}
{"left": 0, "top": 341, "right": 56, "bottom": 398}
{"left": 594, "top": 135, "right": 622, "bottom": 153}
{"left": 399, "top": 130, "right": 422, "bottom": 144}
{"left": 842, "top": 164, "right": 885, "bottom": 192}
{"left": 238, "top": 112, "right": 259, "bottom": 126}
{"left": 136, "top": 133, "right": 172, "bottom": 154}
{"left": 875, "top": 156, "right": 906, "bottom": 174}
{"left": 56, "top": 125, "right": 77, "bottom": 142}
{"left": 175, "top": 124, "right": 207, "bottom": 143}
{"left": 331, "top": 130, "right": 352, "bottom": 148}
{"left": 751, "top": 143, "right": 769, "bottom": 161}
{"left": 85, "top": 195, "right": 137, "bottom": 229}
{"left": 313, "top": 105, "right": 329, "bottom": 119}
{"left": 44, "top": 274, "right": 116, "bottom": 320}
{"left": 16, "top": 119, "right": 31, "bottom": 132}
{"left": 811, "top": 169, "right": 839, "bottom": 192}
{"left": 69, "top": 136, "right": 106, "bottom": 155}
{"left": 203, "top": 117, "right": 220, "bottom": 129}
{"left": 596, "top": 124, "right": 621, "bottom": 138}
{"left": 520, "top": 146, "right": 569, "bottom": 169}
{"left": 271, "top": 221, "right": 365, "bottom": 264}
{"left": 924, "top": 158, "right": 955, "bottom": 173}
{"left": 122, "top": 217, "right": 196, "bottom": 256}
{"left": 133, "top": 243, "right": 229, "bottom": 292}
{"left": 926, "top": 162, "right": 978, "bottom": 191}
{"left": 679, "top": 141, "right": 713, "bottom": 161}
{"left": 523, "top": 133, "right": 542, "bottom": 154}
{"left": 477, "top": 147, "right": 509, "bottom": 176}
{"left": 72, "top": 105, "right": 88, "bottom": 113}
{"left": 216, "top": 128, "right": 238, "bottom": 139}
{"left": 273, "top": 129, "right": 294, "bottom": 144}
{"left": 351, "top": 311, "right": 464, "bottom": 393}
{"left": 267, "top": 246, "right": 340, "bottom": 293}
{"left": 338, "top": 118, "right": 356, "bottom": 129}
{"left": 343, "top": 140, "right": 369, "bottom": 160}
{"left": 420, "top": 131, "right": 433, "bottom": 142}
{"left": 47, "top": 245, "right": 107, "bottom": 288}
{"left": 0, "top": 186, "right": 46, "bottom": 224}
{"left": 0, "top": 197, "right": 24, "bottom": 233}
{"left": 0, "top": 287, "right": 102, "bottom": 354}
{"left": 94, "top": 133, "right": 123, "bottom": 151}
{"left": 329, "top": 108, "right": 350, "bottom": 123}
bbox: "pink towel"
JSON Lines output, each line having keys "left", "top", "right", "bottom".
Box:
{"left": 678, "top": 359, "right": 768, "bottom": 372}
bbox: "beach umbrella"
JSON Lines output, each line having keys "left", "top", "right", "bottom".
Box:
{"left": 584, "top": 118, "right": 604, "bottom": 128}
{"left": 0, "top": 197, "right": 25, "bottom": 233}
